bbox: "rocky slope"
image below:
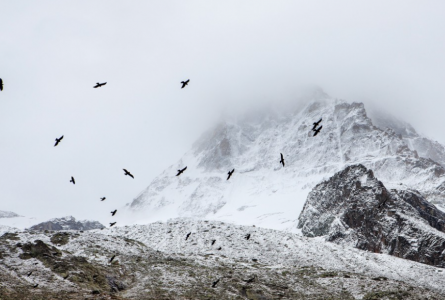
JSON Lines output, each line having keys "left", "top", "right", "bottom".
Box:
{"left": 127, "top": 90, "right": 445, "bottom": 230}
{"left": 29, "top": 216, "right": 105, "bottom": 231}
{"left": 1, "top": 220, "right": 445, "bottom": 299}
{"left": 298, "top": 164, "right": 445, "bottom": 268}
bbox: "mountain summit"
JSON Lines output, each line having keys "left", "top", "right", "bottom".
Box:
{"left": 128, "top": 92, "right": 445, "bottom": 230}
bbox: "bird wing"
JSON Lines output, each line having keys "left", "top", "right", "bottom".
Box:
{"left": 129, "top": 173, "right": 134, "bottom": 178}
{"left": 123, "top": 169, "right": 128, "bottom": 173}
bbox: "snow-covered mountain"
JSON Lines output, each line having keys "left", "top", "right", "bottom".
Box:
{"left": 128, "top": 90, "right": 445, "bottom": 230}
{"left": 28, "top": 216, "right": 105, "bottom": 231}
{"left": 0, "top": 210, "right": 21, "bottom": 218}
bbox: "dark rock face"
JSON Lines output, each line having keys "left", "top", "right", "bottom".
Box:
{"left": 298, "top": 164, "right": 445, "bottom": 268}
{"left": 29, "top": 216, "right": 104, "bottom": 231}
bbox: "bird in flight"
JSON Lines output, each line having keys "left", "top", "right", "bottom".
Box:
{"left": 280, "top": 153, "right": 285, "bottom": 167}
{"left": 227, "top": 169, "right": 235, "bottom": 180}
{"left": 185, "top": 232, "right": 191, "bottom": 240}
{"left": 109, "top": 255, "right": 116, "bottom": 263}
{"left": 111, "top": 210, "right": 117, "bottom": 216}
{"left": 211, "top": 239, "right": 216, "bottom": 246}
{"left": 176, "top": 166, "right": 187, "bottom": 176}
{"left": 123, "top": 169, "right": 134, "bottom": 178}
{"left": 63, "top": 274, "right": 69, "bottom": 279}
{"left": 244, "top": 233, "right": 251, "bottom": 240}
{"left": 212, "top": 278, "right": 220, "bottom": 288}
{"left": 33, "top": 284, "right": 39, "bottom": 288}
{"left": 0, "top": 78, "right": 3, "bottom": 91}
{"left": 110, "top": 222, "right": 116, "bottom": 227}
{"left": 93, "top": 82, "right": 107, "bottom": 88}
{"left": 70, "top": 177, "right": 75, "bottom": 185}
{"left": 312, "top": 118, "right": 322, "bottom": 130}
{"left": 100, "top": 197, "right": 106, "bottom": 201}
{"left": 313, "top": 126, "right": 322, "bottom": 136}
{"left": 54, "top": 135, "right": 64, "bottom": 147}
{"left": 181, "top": 79, "right": 190, "bottom": 89}
{"left": 27, "top": 271, "right": 33, "bottom": 277}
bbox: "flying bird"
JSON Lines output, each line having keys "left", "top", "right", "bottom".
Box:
{"left": 244, "top": 233, "right": 251, "bottom": 240}
{"left": 123, "top": 169, "right": 134, "bottom": 178}
{"left": 100, "top": 197, "right": 106, "bottom": 201}
{"left": 212, "top": 278, "right": 220, "bottom": 288}
{"left": 227, "top": 169, "right": 235, "bottom": 180}
{"left": 0, "top": 78, "right": 3, "bottom": 91}
{"left": 217, "top": 247, "right": 222, "bottom": 250}
{"left": 211, "top": 239, "right": 216, "bottom": 246}
{"left": 110, "top": 222, "right": 116, "bottom": 227}
{"left": 185, "top": 232, "right": 191, "bottom": 240}
{"left": 93, "top": 82, "right": 107, "bottom": 88}
{"left": 313, "top": 126, "right": 322, "bottom": 136}
{"left": 280, "top": 153, "right": 285, "bottom": 167}
{"left": 27, "top": 271, "right": 33, "bottom": 277}
{"left": 312, "top": 118, "right": 322, "bottom": 130}
{"left": 54, "top": 135, "right": 64, "bottom": 147}
{"left": 33, "top": 284, "right": 39, "bottom": 288}
{"left": 70, "top": 176, "right": 75, "bottom": 185}
{"left": 109, "top": 255, "right": 116, "bottom": 263}
{"left": 181, "top": 79, "right": 190, "bottom": 89}
{"left": 63, "top": 274, "right": 69, "bottom": 279}
{"left": 176, "top": 166, "right": 187, "bottom": 176}
{"left": 111, "top": 210, "right": 117, "bottom": 216}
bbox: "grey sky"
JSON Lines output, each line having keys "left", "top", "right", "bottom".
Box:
{"left": 1, "top": 1, "right": 445, "bottom": 225}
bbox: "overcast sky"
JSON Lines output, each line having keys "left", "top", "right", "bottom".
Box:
{"left": 1, "top": 1, "right": 445, "bottom": 226}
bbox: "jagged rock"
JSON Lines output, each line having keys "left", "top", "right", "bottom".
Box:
{"left": 298, "top": 164, "right": 445, "bottom": 268}
{"left": 29, "top": 216, "right": 104, "bottom": 231}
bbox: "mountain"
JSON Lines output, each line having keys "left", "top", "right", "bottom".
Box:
{"left": 127, "top": 90, "right": 445, "bottom": 230}
{"left": 298, "top": 164, "right": 445, "bottom": 267}
{"left": 28, "top": 216, "right": 105, "bottom": 231}
{"left": 0, "top": 210, "right": 21, "bottom": 218}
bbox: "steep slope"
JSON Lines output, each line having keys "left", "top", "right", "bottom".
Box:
{"left": 298, "top": 164, "right": 445, "bottom": 267}
{"left": 128, "top": 91, "right": 445, "bottom": 230}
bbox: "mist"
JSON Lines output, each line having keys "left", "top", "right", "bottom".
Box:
{"left": 1, "top": 1, "right": 445, "bottom": 226}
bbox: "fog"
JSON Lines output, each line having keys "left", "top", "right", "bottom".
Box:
{"left": 1, "top": 1, "right": 445, "bottom": 226}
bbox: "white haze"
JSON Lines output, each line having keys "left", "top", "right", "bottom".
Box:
{"left": 0, "top": 1, "right": 445, "bottom": 227}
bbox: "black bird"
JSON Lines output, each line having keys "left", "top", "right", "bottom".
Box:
{"left": 244, "top": 233, "right": 251, "bottom": 240}
{"left": 109, "top": 255, "right": 116, "bottom": 263}
{"left": 227, "top": 169, "right": 234, "bottom": 180}
{"left": 244, "top": 275, "right": 256, "bottom": 283}
{"left": 176, "top": 166, "right": 187, "bottom": 176}
{"left": 110, "top": 222, "right": 116, "bottom": 227}
{"left": 313, "top": 125, "right": 322, "bottom": 136}
{"left": 212, "top": 278, "right": 220, "bottom": 288}
{"left": 211, "top": 239, "right": 216, "bottom": 246}
{"left": 0, "top": 78, "right": 3, "bottom": 91}
{"left": 93, "top": 82, "right": 107, "bottom": 88}
{"left": 54, "top": 135, "right": 64, "bottom": 147}
{"left": 100, "top": 197, "right": 106, "bottom": 201}
{"left": 312, "top": 118, "right": 322, "bottom": 130}
{"left": 63, "top": 274, "right": 69, "bottom": 279}
{"left": 70, "top": 176, "right": 75, "bottom": 184}
{"left": 280, "top": 153, "right": 285, "bottom": 167}
{"left": 123, "top": 169, "right": 134, "bottom": 178}
{"left": 181, "top": 79, "right": 190, "bottom": 89}
{"left": 217, "top": 247, "right": 222, "bottom": 250}
{"left": 27, "top": 271, "right": 33, "bottom": 277}
{"left": 33, "top": 284, "right": 39, "bottom": 288}
{"left": 111, "top": 210, "right": 117, "bottom": 216}
{"left": 185, "top": 232, "right": 191, "bottom": 240}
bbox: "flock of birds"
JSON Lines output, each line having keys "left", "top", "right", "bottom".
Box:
{"left": 1, "top": 76, "right": 324, "bottom": 289}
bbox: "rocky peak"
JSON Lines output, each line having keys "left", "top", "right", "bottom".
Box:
{"left": 28, "top": 216, "right": 105, "bottom": 231}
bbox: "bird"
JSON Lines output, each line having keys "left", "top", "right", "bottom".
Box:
{"left": 211, "top": 239, "right": 216, "bottom": 246}
{"left": 181, "top": 79, "right": 190, "bottom": 89}
{"left": 185, "top": 232, "right": 191, "bottom": 240}
{"left": 244, "top": 275, "right": 256, "bottom": 284}
{"left": 110, "top": 222, "right": 116, "bottom": 227}
{"left": 100, "top": 197, "right": 106, "bottom": 201}
{"left": 176, "top": 166, "right": 187, "bottom": 176}
{"left": 211, "top": 278, "right": 220, "bottom": 288}
{"left": 33, "top": 284, "right": 39, "bottom": 288}
{"left": 217, "top": 247, "right": 222, "bottom": 250}
{"left": 227, "top": 169, "right": 235, "bottom": 180}
{"left": 0, "top": 78, "right": 3, "bottom": 91}
{"left": 244, "top": 233, "right": 251, "bottom": 240}
{"left": 109, "top": 255, "right": 116, "bottom": 263}
{"left": 123, "top": 169, "right": 134, "bottom": 178}
{"left": 111, "top": 210, "right": 117, "bottom": 216}
{"left": 312, "top": 118, "right": 322, "bottom": 130}
{"left": 313, "top": 126, "right": 322, "bottom": 136}
{"left": 70, "top": 176, "right": 75, "bottom": 184}
{"left": 63, "top": 274, "right": 69, "bottom": 279}
{"left": 54, "top": 135, "right": 64, "bottom": 147}
{"left": 93, "top": 82, "right": 107, "bottom": 88}
{"left": 280, "top": 153, "right": 285, "bottom": 167}
{"left": 27, "top": 271, "right": 33, "bottom": 277}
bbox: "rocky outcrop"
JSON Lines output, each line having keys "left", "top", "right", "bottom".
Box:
{"left": 298, "top": 164, "right": 445, "bottom": 268}
{"left": 29, "top": 216, "right": 104, "bottom": 231}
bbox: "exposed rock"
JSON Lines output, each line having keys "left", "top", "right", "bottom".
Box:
{"left": 0, "top": 210, "right": 21, "bottom": 218}
{"left": 29, "top": 216, "right": 104, "bottom": 231}
{"left": 298, "top": 164, "right": 445, "bottom": 268}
